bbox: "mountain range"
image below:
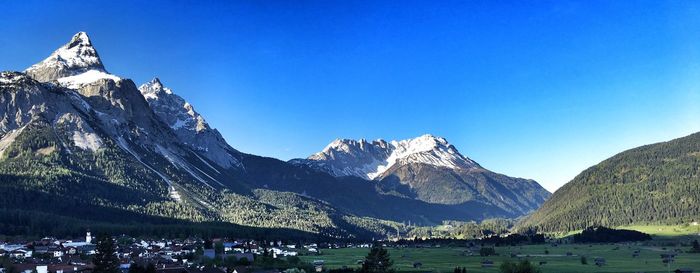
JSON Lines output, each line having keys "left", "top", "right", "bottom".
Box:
{"left": 291, "top": 135, "right": 549, "bottom": 214}
{"left": 0, "top": 32, "right": 550, "bottom": 238}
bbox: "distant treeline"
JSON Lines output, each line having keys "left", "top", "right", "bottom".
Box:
{"left": 573, "top": 226, "right": 652, "bottom": 243}
{"left": 406, "top": 218, "right": 514, "bottom": 239}
{"left": 392, "top": 232, "right": 545, "bottom": 246}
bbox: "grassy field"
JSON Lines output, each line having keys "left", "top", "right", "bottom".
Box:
{"left": 620, "top": 225, "right": 700, "bottom": 237}
{"left": 549, "top": 225, "right": 700, "bottom": 240}
{"left": 300, "top": 243, "right": 700, "bottom": 273}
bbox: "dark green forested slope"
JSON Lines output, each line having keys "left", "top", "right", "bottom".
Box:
{"left": 0, "top": 111, "right": 395, "bottom": 240}
{"left": 518, "top": 132, "right": 700, "bottom": 232}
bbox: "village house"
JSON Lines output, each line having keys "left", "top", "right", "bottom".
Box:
{"left": 33, "top": 246, "right": 64, "bottom": 258}
{"left": 9, "top": 248, "right": 32, "bottom": 259}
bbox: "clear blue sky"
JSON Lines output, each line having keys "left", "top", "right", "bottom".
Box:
{"left": 2, "top": 1, "right": 700, "bottom": 192}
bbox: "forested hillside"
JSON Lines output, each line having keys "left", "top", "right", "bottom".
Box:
{"left": 519, "top": 132, "right": 700, "bottom": 232}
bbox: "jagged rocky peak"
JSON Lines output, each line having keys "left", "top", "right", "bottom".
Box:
{"left": 25, "top": 32, "right": 114, "bottom": 83}
{"left": 140, "top": 78, "right": 173, "bottom": 99}
{"left": 0, "top": 71, "right": 34, "bottom": 86}
{"left": 319, "top": 138, "right": 390, "bottom": 157}
{"left": 138, "top": 78, "right": 242, "bottom": 169}
{"left": 296, "top": 134, "right": 479, "bottom": 179}
{"left": 138, "top": 78, "right": 208, "bottom": 133}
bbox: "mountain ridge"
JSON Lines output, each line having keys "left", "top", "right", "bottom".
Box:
{"left": 290, "top": 134, "right": 480, "bottom": 179}
{"left": 291, "top": 135, "right": 550, "bottom": 214}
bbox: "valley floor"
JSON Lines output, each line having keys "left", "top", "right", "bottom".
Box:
{"left": 300, "top": 243, "right": 700, "bottom": 273}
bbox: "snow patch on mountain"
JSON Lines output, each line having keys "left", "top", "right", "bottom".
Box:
{"left": 57, "top": 70, "right": 121, "bottom": 89}
{"left": 0, "top": 72, "right": 26, "bottom": 84}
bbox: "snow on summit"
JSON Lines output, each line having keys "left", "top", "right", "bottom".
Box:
{"left": 57, "top": 70, "right": 121, "bottom": 89}
{"left": 30, "top": 32, "right": 104, "bottom": 71}
{"left": 294, "top": 134, "right": 479, "bottom": 180}
{"left": 25, "top": 31, "right": 121, "bottom": 85}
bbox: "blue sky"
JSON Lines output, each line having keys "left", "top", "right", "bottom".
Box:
{"left": 2, "top": 1, "right": 700, "bottom": 192}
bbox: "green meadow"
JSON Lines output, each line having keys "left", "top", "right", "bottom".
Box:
{"left": 551, "top": 225, "right": 700, "bottom": 240}
{"left": 300, "top": 241, "right": 700, "bottom": 273}
{"left": 620, "top": 225, "right": 700, "bottom": 237}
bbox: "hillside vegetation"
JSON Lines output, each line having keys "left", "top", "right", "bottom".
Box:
{"left": 519, "top": 132, "right": 700, "bottom": 232}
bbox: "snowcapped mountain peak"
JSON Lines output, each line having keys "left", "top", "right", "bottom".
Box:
{"left": 138, "top": 78, "right": 242, "bottom": 169}
{"left": 148, "top": 77, "right": 163, "bottom": 90}
{"left": 390, "top": 134, "right": 447, "bottom": 152}
{"left": 68, "top": 31, "right": 93, "bottom": 47}
{"left": 138, "top": 78, "right": 206, "bottom": 132}
{"left": 296, "top": 134, "right": 479, "bottom": 180}
{"left": 25, "top": 32, "right": 107, "bottom": 82}
{"left": 140, "top": 78, "right": 174, "bottom": 100}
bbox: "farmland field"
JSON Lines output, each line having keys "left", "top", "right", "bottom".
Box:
{"left": 300, "top": 243, "right": 700, "bottom": 273}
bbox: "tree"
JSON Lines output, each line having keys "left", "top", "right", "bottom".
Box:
{"left": 93, "top": 234, "right": 120, "bottom": 273}
{"left": 128, "top": 263, "right": 155, "bottom": 273}
{"left": 237, "top": 257, "right": 251, "bottom": 266}
{"left": 145, "top": 264, "right": 156, "bottom": 273}
{"left": 1, "top": 257, "right": 18, "bottom": 273}
{"left": 360, "top": 245, "right": 394, "bottom": 273}
{"left": 499, "top": 260, "right": 540, "bottom": 273}
{"left": 128, "top": 264, "right": 144, "bottom": 273}
{"left": 690, "top": 240, "right": 700, "bottom": 253}
{"left": 479, "top": 247, "right": 496, "bottom": 257}
{"left": 215, "top": 242, "right": 225, "bottom": 255}
{"left": 224, "top": 256, "right": 238, "bottom": 268}
{"left": 287, "top": 256, "right": 301, "bottom": 266}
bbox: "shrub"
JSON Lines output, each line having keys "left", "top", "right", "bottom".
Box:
{"left": 499, "top": 260, "right": 540, "bottom": 273}
{"left": 480, "top": 247, "right": 496, "bottom": 257}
